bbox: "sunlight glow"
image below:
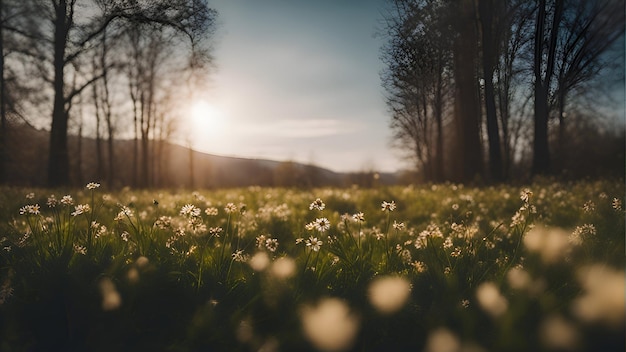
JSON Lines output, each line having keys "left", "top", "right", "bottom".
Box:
{"left": 188, "top": 100, "right": 226, "bottom": 148}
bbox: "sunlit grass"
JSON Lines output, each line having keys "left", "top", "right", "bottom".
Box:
{"left": 0, "top": 180, "right": 623, "bottom": 351}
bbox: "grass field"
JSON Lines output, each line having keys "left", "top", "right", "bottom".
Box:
{"left": 0, "top": 180, "right": 624, "bottom": 351}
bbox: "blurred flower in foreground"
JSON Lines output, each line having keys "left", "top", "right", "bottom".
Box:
{"left": 249, "top": 252, "right": 270, "bottom": 272}
{"left": 523, "top": 226, "right": 570, "bottom": 264}
{"left": 476, "top": 282, "right": 508, "bottom": 318}
{"left": 424, "top": 328, "right": 461, "bottom": 352}
{"left": 571, "top": 264, "right": 625, "bottom": 328}
{"left": 368, "top": 276, "right": 411, "bottom": 314}
{"left": 99, "top": 277, "right": 121, "bottom": 311}
{"left": 539, "top": 315, "right": 579, "bottom": 351}
{"left": 300, "top": 298, "right": 360, "bottom": 352}
{"left": 270, "top": 256, "right": 296, "bottom": 279}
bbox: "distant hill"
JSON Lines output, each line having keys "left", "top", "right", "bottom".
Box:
{"left": 3, "top": 123, "right": 399, "bottom": 188}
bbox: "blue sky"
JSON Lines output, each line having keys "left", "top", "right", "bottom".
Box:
{"left": 187, "top": 0, "right": 404, "bottom": 172}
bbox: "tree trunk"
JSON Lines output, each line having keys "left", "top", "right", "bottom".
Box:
{"left": 434, "top": 60, "right": 444, "bottom": 182}
{"left": 532, "top": 0, "right": 563, "bottom": 176}
{"left": 92, "top": 75, "right": 104, "bottom": 179}
{"left": 452, "top": 0, "right": 483, "bottom": 183}
{"left": 479, "top": 0, "right": 503, "bottom": 182}
{"left": 0, "top": 1, "right": 6, "bottom": 184}
{"left": 48, "top": 0, "right": 70, "bottom": 187}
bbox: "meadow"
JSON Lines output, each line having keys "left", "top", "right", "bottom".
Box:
{"left": 0, "top": 180, "right": 623, "bottom": 352}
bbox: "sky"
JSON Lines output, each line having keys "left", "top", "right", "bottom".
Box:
{"left": 186, "top": 0, "right": 405, "bottom": 173}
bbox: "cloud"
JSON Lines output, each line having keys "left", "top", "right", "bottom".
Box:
{"left": 242, "top": 118, "right": 359, "bottom": 138}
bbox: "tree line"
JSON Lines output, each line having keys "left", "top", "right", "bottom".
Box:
{"left": 0, "top": 0, "right": 216, "bottom": 187}
{"left": 381, "top": 0, "right": 625, "bottom": 183}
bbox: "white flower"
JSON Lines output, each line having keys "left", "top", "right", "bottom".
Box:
{"left": 352, "top": 212, "right": 365, "bottom": 223}
{"left": 60, "top": 195, "right": 74, "bottom": 206}
{"left": 314, "top": 218, "right": 331, "bottom": 232}
{"left": 381, "top": 200, "right": 396, "bottom": 212}
{"left": 306, "top": 236, "right": 323, "bottom": 252}
{"left": 392, "top": 221, "right": 405, "bottom": 231}
{"left": 265, "top": 238, "right": 279, "bottom": 252}
{"left": 309, "top": 198, "right": 325, "bottom": 211}
{"left": 86, "top": 182, "right": 100, "bottom": 190}
{"left": 19, "top": 204, "right": 40, "bottom": 215}
{"left": 520, "top": 188, "right": 533, "bottom": 203}
{"left": 71, "top": 204, "right": 91, "bottom": 217}
{"left": 180, "top": 204, "right": 201, "bottom": 217}
{"left": 224, "top": 203, "right": 238, "bottom": 214}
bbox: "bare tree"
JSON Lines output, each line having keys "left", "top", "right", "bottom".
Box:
{"left": 22, "top": 0, "right": 217, "bottom": 187}
{"left": 553, "top": 0, "right": 624, "bottom": 152}
{"left": 381, "top": 0, "right": 452, "bottom": 182}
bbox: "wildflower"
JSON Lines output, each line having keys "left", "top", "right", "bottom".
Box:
{"left": 19, "top": 204, "right": 40, "bottom": 215}
{"left": 451, "top": 203, "right": 459, "bottom": 211}
{"left": 450, "top": 247, "right": 462, "bottom": 258}
{"left": 120, "top": 231, "right": 129, "bottom": 242}
{"left": 582, "top": 200, "right": 595, "bottom": 213}
{"left": 71, "top": 204, "right": 90, "bottom": 217}
{"left": 114, "top": 206, "right": 133, "bottom": 221}
{"left": 520, "top": 189, "right": 533, "bottom": 203}
{"left": 305, "top": 222, "right": 316, "bottom": 231}
{"left": 154, "top": 216, "right": 172, "bottom": 230}
{"left": 86, "top": 182, "right": 100, "bottom": 190}
{"left": 60, "top": 195, "right": 74, "bottom": 206}
{"left": 300, "top": 298, "right": 360, "bottom": 352}
{"left": 73, "top": 244, "right": 87, "bottom": 255}
{"left": 265, "top": 238, "right": 279, "bottom": 252}
{"left": 352, "top": 212, "right": 365, "bottom": 223}
{"left": 232, "top": 250, "right": 248, "bottom": 262}
{"left": 295, "top": 237, "right": 304, "bottom": 245}
{"left": 309, "top": 198, "right": 326, "bottom": 211}
{"left": 461, "top": 299, "right": 470, "bottom": 308}
{"left": 398, "top": 247, "right": 412, "bottom": 263}
{"left": 209, "top": 227, "right": 223, "bottom": 237}
{"left": 224, "top": 202, "right": 238, "bottom": 214}
{"left": 180, "top": 204, "right": 201, "bottom": 217}
{"left": 306, "top": 236, "right": 323, "bottom": 252}
{"left": 25, "top": 192, "right": 35, "bottom": 199}
{"left": 255, "top": 234, "right": 267, "bottom": 249}
{"left": 205, "top": 207, "right": 218, "bottom": 216}
{"left": 368, "top": 276, "right": 411, "bottom": 314}
{"left": 412, "top": 261, "right": 427, "bottom": 273}
{"left": 611, "top": 198, "right": 621, "bottom": 211}
{"left": 509, "top": 210, "right": 525, "bottom": 228}
{"left": 392, "top": 221, "right": 405, "bottom": 231}
{"left": 381, "top": 200, "right": 396, "bottom": 212}
{"left": 443, "top": 237, "right": 453, "bottom": 249}
{"left": 47, "top": 195, "right": 58, "bottom": 208}
{"left": 314, "top": 217, "right": 331, "bottom": 232}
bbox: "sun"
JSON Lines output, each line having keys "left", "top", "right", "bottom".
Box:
{"left": 189, "top": 100, "right": 224, "bottom": 145}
